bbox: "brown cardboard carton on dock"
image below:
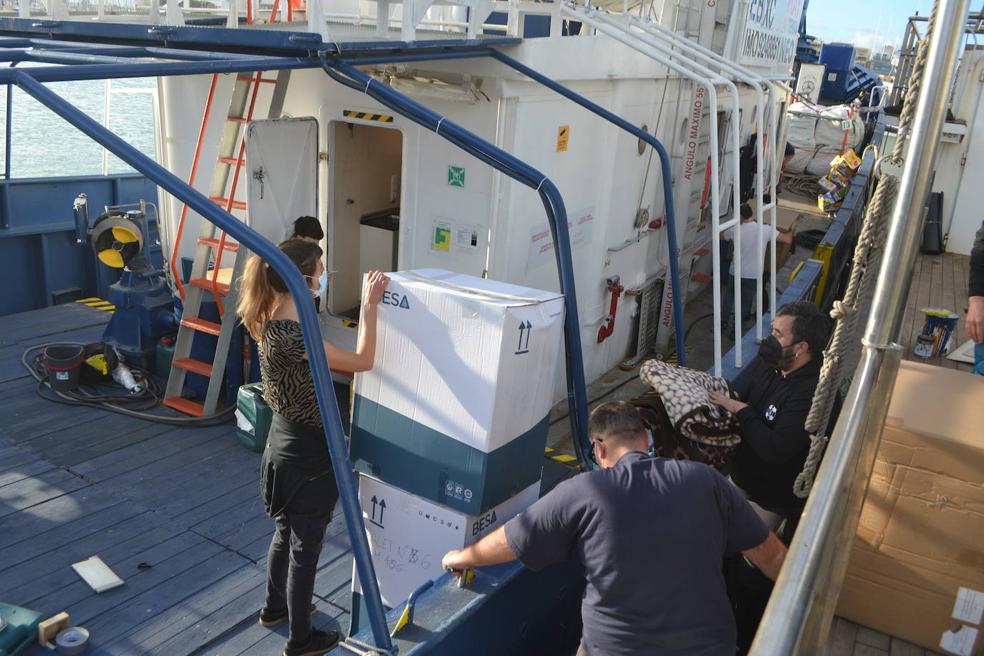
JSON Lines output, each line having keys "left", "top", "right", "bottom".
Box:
{"left": 836, "top": 361, "right": 984, "bottom": 655}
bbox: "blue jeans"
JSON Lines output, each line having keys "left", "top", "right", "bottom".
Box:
{"left": 724, "top": 277, "right": 758, "bottom": 324}
{"left": 975, "top": 342, "right": 984, "bottom": 376}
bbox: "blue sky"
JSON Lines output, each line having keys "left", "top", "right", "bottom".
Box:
{"left": 805, "top": 0, "right": 932, "bottom": 51}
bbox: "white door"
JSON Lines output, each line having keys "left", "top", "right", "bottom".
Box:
{"left": 245, "top": 117, "right": 319, "bottom": 246}
{"left": 946, "top": 97, "right": 984, "bottom": 256}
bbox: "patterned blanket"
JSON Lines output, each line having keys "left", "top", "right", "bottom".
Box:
{"left": 636, "top": 360, "right": 742, "bottom": 466}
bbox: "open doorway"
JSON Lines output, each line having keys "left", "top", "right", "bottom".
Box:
{"left": 327, "top": 121, "right": 403, "bottom": 319}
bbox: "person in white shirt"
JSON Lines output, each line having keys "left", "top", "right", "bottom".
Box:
{"left": 723, "top": 204, "right": 793, "bottom": 327}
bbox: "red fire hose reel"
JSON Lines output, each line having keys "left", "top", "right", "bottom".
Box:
{"left": 597, "top": 276, "right": 625, "bottom": 343}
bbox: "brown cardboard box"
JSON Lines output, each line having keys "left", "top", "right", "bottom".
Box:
{"left": 836, "top": 361, "right": 984, "bottom": 655}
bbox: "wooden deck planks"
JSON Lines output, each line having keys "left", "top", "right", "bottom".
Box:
{"left": 0, "top": 304, "right": 357, "bottom": 656}
{"left": 898, "top": 252, "right": 974, "bottom": 371}
{"left": 0, "top": 512, "right": 176, "bottom": 600}
{"left": 0, "top": 466, "right": 89, "bottom": 519}
{"left": 0, "top": 303, "right": 110, "bottom": 347}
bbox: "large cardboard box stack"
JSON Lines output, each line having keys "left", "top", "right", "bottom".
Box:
{"left": 350, "top": 269, "right": 565, "bottom": 515}
{"left": 837, "top": 361, "right": 984, "bottom": 655}
{"left": 352, "top": 475, "right": 540, "bottom": 607}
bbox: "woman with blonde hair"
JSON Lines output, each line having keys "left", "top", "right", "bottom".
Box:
{"left": 237, "top": 238, "right": 388, "bottom": 656}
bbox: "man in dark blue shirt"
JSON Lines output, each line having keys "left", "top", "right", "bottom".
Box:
{"left": 442, "top": 401, "right": 787, "bottom": 656}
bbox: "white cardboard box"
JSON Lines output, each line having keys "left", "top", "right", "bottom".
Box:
{"left": 350, "top": 269, "right": 564, "bottom": 514}
{"left": 352, "top": 474, "right": 540, "bottom": 608}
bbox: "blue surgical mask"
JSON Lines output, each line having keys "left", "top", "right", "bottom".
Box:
{"left": 307, "top": 271, "right": 328, "bottom": 297}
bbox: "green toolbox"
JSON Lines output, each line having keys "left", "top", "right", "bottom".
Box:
{"left": 0, "top": 602, "right": 43, "bottom": 656}
{"left": 235, "top": 383, "right": 272, "bottom": 453}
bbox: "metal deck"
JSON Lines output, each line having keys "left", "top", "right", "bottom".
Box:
{"left": 0, "top": 303, "right": 355, "bottom": 655}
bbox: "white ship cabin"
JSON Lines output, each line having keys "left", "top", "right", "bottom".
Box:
{"left": 2, "top": 0, "right": 802, "bottom": 386}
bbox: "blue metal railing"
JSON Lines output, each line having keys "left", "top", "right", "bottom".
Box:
{"left": 486, "top": 50, "right": 687, "bottom": 368}
{"left": 320, "top": 56, "right": 594, "bottom": 469}
{"left": 9, "top": 71, "right": 396, "bottom": 654}
{"left": 0, "top": 30, "right": 695, "bottom": 645}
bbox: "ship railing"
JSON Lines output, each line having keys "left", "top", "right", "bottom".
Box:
{"left": 619, "top": 11, "right": 785, "bottom": 365}
{"left": 890, "top": 9, "right": 984, "bottom": 109}
{"left": 5, "top": 0, "right": 569, "bottom": 43}
{"left": 565, "top": 3, "right": 778, "bottom": 376}
{"left": 750, "top": 0, "right": 970, "bottom": 652}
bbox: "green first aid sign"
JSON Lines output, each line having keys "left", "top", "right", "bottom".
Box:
{"left": 448, "top": 165, "right": 466, "bottom": 188}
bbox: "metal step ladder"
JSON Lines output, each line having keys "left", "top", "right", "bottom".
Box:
{"left": 163, "top": 70, "right": 291, "bottom": 417}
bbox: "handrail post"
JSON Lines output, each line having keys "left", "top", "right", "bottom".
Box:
{"left": 751, "top": 0, "right": 970, "bottom": 652}
{"left": 171, "top": 73, "right": 219, "bottom": 301}
{"left": 563, "top": 5, "right": 730, "bottom": 373}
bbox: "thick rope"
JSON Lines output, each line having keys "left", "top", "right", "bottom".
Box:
{"left": 792, "top": 2, "right": 939, "bottom": 499}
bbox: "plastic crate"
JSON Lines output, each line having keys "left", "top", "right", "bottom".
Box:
{"left": 235, "top": 383, "right": 272, "bottom": 453}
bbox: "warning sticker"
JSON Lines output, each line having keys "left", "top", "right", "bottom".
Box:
{"left": 556, "top": 125, "right": 570, "bottom": 152}
{"left": 953, "top": 588, "right": 984, "bottom": 626}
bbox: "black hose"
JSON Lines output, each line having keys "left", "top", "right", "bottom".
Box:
{"left": 22, "top": 343, "right": 235, "bottom": 426}
{"left": 683, "top": 313, "right": 715, "bottom": 342}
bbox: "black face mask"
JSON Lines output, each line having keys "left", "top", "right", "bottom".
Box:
{"left": 758, "top": 335, "right": 797, "bottom": 370}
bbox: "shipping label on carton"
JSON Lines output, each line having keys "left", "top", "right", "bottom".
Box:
{"left": 352, "top": 474, "right": 540, "bottom": 607}
{"left": 953, "top": 587, "right": 984, "bottom": 626}
{"left": 940, "top": 625, "right": 979, "bottom": 656}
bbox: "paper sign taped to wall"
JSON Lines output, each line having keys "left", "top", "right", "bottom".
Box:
{"left": 432, "top": 220, "right": 452, "bottom": 252}
{"left": 456, "top": 227, "right": 480, "bottom": 250}
{"left": 526, "top": 208, "right": 595, "bottom": 272}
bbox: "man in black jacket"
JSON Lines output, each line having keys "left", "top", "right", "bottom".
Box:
{"left": 709, "top": 300, "right": 830, "bottom": 532}
{"left": 710, "top": 300, "right": 829, "bottom": 652}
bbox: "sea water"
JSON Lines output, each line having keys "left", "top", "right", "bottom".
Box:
{"left": 0, "top": 70, "right": 156, "bottom": 179}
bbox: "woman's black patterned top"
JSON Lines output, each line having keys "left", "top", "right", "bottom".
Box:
{"left": 259, "top": 319, "right": 321, "bottom": 428}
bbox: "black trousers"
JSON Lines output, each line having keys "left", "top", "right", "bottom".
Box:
{"left": 264, "top": 507, "right": 329, "bottom": 646}
{"left": 725, "top": 507, "right": 801, "bottom": 654}
{"left": 262, "top": 467, "right": 338, "bottom": 645}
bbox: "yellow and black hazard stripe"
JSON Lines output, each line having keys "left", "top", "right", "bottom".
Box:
{"left": 343, "top": 110, "right": 394, "bottom": 123}
{"left": 76, "top": 297, "right": 115, "bottom": 313}
{"left": 544, "top": 446, "right": 581, "bottom": 469}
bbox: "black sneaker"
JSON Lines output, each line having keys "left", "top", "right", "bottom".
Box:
{"left": 283, "top": 629, "right": 340, "bottom": 656}
{"left": 258, "top": 604, "right": 317, "bottom": 627}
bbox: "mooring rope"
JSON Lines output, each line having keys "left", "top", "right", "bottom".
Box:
{"left": 792, "top": 0, "right": 939, "bottom": 499}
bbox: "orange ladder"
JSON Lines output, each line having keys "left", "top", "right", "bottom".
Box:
{"left": 164, "top": 70, "right": 291, "bottom": 417}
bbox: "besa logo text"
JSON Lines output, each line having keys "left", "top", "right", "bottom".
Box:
{"left": 382, "top": 291, "right": 411, "bottom": 309}
{"left": 471, "top": 509, "right": 498, "bottom": 537}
